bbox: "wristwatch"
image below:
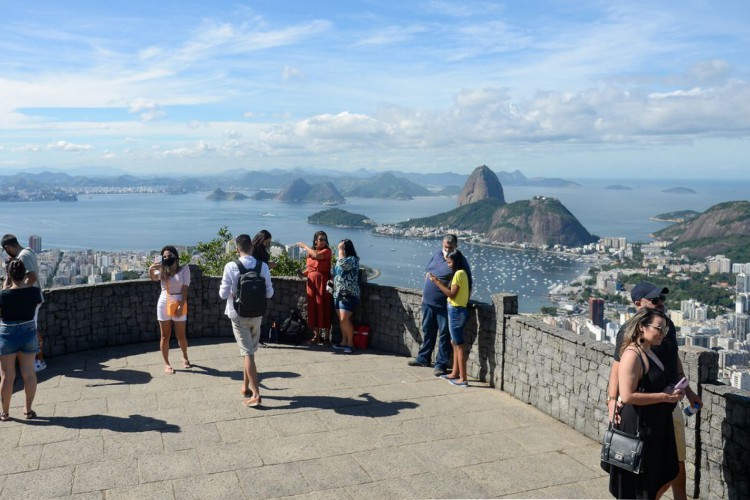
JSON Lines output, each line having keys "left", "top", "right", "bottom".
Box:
{"left": 606, "top": 395, "right": 617, "bottom": 403}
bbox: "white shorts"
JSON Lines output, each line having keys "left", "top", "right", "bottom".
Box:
{"left": 157, "top": 292, "right": 186, "bottom": 322}
{"left": 231, "top": 316, "right": 262, "bottom": 356}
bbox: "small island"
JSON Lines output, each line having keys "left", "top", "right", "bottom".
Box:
{"left": 604, "top": 184, "right": 633, "bottom": 191}
{"left": 206, "top": 188, "right": 249, "bottom": 201}
{"left": 663, "top": 187, "right": 697, "bottom": 194}
{"left": 650, "top": 210, "right": 701, "bottom": 223}
{"left": 307, "top": 208, "right": 376, "bottom": 229}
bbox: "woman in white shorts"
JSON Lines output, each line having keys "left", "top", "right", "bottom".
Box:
{"left": 149, "top": 245, "right": 191, "bottom": 374}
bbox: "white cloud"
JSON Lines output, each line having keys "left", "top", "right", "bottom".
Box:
{"left": 163, "top": 141, "right": 215, "bottom": 158}
{"left": 128, "top": 98, "right": 165, "bottom": 121}
{"left": 46, "top": 141, "right": 93, "bottom": 152}
{"left": 224, "top": 129, "right": 241, "bottom": 139}
{"left": 281, "top": 66, "right": 305, "bottom": 82}
{"left": 354, "top": 25, "right": 427, "bottom": 47}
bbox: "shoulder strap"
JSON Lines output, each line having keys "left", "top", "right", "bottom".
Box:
{"left": 234, "top": 259, "right": 248, "bottom": 274}
{"left": 253, "top": 260, "right": 262, "bottom": 274}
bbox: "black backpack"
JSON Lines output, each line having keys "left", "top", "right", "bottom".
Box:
{"left": 233, "top": 259, "right": 267, "bottom": 318}
{"left": 279, "top": 308, "right": 308, "bottom": 345}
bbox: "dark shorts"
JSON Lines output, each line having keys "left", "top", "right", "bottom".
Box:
{"left": 335, "top": 295, "right": 360, "bottom": 313}
{"left": 0, "top": 320, "right": 39, "bottom": 355}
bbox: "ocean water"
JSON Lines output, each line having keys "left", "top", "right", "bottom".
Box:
{"left": 1, "top": 178, "right": 747, "bottom": 312}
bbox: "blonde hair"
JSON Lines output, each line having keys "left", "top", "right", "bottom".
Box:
{"left": 619, "top": 308, "right": 668, "bottom": 357}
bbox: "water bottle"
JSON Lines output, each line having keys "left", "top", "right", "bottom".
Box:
{"left": 683, "top": 402, "right": 700, "bottom": 417}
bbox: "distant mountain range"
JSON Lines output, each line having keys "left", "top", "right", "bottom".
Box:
{"left": 0, "top": 167, "right": 580, "bottom": 202}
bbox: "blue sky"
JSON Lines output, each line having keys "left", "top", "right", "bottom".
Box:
{"left": 1, "top": 0, "right": 749, "bottom": 178}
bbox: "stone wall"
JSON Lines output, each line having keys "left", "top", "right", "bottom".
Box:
{"left": 35, "top": 275, "right": 747, "bottom": 497}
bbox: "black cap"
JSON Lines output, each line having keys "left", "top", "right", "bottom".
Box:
{"left": 630, "top": 281, "right": 669, "bottom": 302}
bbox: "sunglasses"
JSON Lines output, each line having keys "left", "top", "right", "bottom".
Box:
{"left": 647, "top": 323, "right": 669, "bottom": 334}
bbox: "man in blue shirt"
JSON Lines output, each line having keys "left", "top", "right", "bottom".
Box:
{"left": 408, "top": 234, "right": 471, "bottom": 376}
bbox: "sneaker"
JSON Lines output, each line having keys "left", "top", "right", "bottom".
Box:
{"left": 448, "top": 379, "right": 469, "bottom": 388}
{"left": 34, "top": 360, "right": 47, "bottom": 372}
{"left": 407, "top": 359, "right": 428, "bottom": 367}
{"left": 332, "top": 343, "right": 346, "bottom": 351}
{"left": 434, "top": 367, "right": 448, "bottom": 377}
{"left": 343, "top": 346, "right": 353, "bottom": 354}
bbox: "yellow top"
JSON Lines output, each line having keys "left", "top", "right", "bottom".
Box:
{"left": 447, "top": 270, "right": 469, "bottom": 307}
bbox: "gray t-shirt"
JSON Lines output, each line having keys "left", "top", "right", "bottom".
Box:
{"left": 17, "top": 248, "right": 41, "bottom": 289}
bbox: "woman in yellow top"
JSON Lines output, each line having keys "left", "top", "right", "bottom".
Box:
{"left": 428, "top": 250, "right": 471, "bottom": 387}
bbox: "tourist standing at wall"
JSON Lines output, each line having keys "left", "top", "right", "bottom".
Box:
{"left": 429, "top": 249, "right": 472, "bottom": 386}
{"left": 148, "top": 245, "right": 191, "bottom": 375}
{"left": 2, "top": 234, "right": 46, "bottom": 372}
{"left": 0, "top": 260, "right": 43, "bottom": 421}
{"left": 332, "top": 239, "right": 360, "bottom": 354}
{"left": 251, "top": 229, "right": 276, "bottom": 270}
{"left": 607, "top": 281, "right": 703, "bottom": 500}
{"left": 409, "top": 234, "right": 472, "bottom": 376}
{"left": 219, "top": 234, "right": 274, "bottom": 407}
{"left": 297, "top": 231, "right": 332, "bottom": 345}
{"left": 609, "top": 308, "right": 682, "bottom": 499}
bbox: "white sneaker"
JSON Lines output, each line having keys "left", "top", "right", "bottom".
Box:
{"left": 34, "top": 359, "right": 47, "bottom": 372}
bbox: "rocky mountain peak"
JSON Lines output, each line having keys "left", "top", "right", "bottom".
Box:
{"left": 457, "top": 165, "right": 506, "bottom": 207}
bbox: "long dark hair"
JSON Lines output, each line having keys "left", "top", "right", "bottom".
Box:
{"left": 251, "top": 230, "right": 272, "bottom": 263}
{"left": 160, "top": 245, "right": 180, "bottom": 280}
{"left": 312, "top": 230, "right": 329, "bottom": 249}
{"left": 447, "top": 250, "right": 472, "bottom": 289}
{"left": 340, "top": 239, "right": 358, "bottom": 258}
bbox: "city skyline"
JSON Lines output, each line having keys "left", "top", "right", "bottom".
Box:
{"left": 1, "top": 1, "right": 750, "bottom": 179}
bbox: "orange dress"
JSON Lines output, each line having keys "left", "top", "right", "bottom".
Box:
{"left": 305, "top": 247, "right": 332, "bottom": 329}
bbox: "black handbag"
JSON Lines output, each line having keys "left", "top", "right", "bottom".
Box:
{"left": 601, "top": 419, "right": 645, "bottom": 474}
{"left": 601, "top": 349, "right": 647, "bottom": 474}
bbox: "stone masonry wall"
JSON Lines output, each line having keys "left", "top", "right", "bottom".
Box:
{"left": 35, "top": 277, "right": 747, "bottom": 497}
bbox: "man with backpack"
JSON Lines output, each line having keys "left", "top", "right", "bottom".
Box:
{"left": 219, "top": 234, "right": 274, "bottom": 407}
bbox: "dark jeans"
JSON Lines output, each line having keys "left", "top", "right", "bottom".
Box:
{"left": 415, "top": 303, "right": 451, "bottom": 370}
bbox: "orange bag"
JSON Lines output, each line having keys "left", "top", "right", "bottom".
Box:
{"left": 167, "top": 297, "right": 187, "bottom": 317}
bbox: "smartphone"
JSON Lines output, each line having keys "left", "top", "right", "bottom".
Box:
{"left": 674, "top": 377, "right": 688, "bottom": 390}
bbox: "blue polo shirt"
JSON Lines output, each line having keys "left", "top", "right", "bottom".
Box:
{"left": 421, "top": 249, "right": 473, "bottom": 308}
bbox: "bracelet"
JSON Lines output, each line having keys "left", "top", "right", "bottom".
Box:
{"left": 606, "top": 395, "right": 617, "bottom": 403}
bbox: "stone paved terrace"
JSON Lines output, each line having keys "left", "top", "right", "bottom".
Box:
{"left": 1, "top": 339, "right": 613, "bottom": 499}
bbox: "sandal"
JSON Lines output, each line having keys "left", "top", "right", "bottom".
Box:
{"left": 240, "top": 389, "right": 253, "bottom": 398}
{"left": 243, "top": 395, "right": 262, "bottom": 407}
{"left": 24, "top": 410, "right": 37, "bottom": 419}
{"left": 0, "top": 412, "right": 9, "bottom": 422}
{"left": 164, "top": 365, "right": 175, "bottom": 375}
{"left": 182, "top": 359, "right": 192, "bottom": 369}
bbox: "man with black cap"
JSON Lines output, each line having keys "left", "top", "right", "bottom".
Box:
{"left": 606, "top": 281, "right": 702, "bottom": 500}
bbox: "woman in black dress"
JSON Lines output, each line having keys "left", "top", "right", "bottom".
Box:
{"left": 609, "top": 308, "right": 682, "bottom": 499}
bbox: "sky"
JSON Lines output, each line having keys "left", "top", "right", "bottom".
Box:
{"left": 1, "top": 0, "right": 749, "bottom": 179}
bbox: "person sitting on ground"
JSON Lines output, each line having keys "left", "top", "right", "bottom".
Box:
{"left": 332, "top": 239, "right": 360, "bottom": 354}
{"left": 0, "top": 260, "right": 43, "bottom": 421}
{"left": 429, "top": 250, "right": 472, "bottom": 387}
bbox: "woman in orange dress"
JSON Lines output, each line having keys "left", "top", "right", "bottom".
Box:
{"left": 297, "top": 231, "right": 332, "bottom": 344}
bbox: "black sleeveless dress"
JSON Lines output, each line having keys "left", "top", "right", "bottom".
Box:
{"left": 609, "top": 351, "right": 678, "bottom": 499}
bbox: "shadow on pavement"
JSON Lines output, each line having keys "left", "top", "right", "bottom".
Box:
{"left": 22, "top": 413, "right": 180, "bottom": 433}
{"left": 263, "top": 392, "right": 419, "bottom": 417}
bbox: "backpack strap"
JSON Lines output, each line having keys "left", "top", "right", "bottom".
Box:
{"left": 253, "top": 259, "right": 263, "bottom": 275}
{"left": 234, "top": 259, "right": 249, "bottom": 275}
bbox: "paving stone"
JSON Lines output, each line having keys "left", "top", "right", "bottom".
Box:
{"left": 197, "top": 442, "right": 264, "bottom": 473}
{"left": 41, "top": 436, "right": 104, "bottom": 468}
{"left": 73, "top": 457, "right": 139, "bottom": 493}
{"left": 0, "top": 443, "right": 42, "bottom": 475}
{"left": 172, "top": 471, "right": 245, "bottom": 499}
{"left": 162, "top": 423, "right": 222, "bottom": 451}
{"left": 353, "top": 445, "right": 430, "bottom": 480}
{"left": 296, "top": 455, "right": 372, "bottom": 490}
{"left": 253, "top": 434, "right": 320, "bottom": 465}
{"left": 237, "top": 462, "right": 311, "bottom": 499}
{"left": 138, "top": 449, "right": 203, "bottom": 482}
{"left": 104, "top": 480, "right": 175, "bottom": 500}
{"left": 1, "top": 465, "right": 74, "bottom": 498}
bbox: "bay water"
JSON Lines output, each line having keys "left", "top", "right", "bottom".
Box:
{"left": 1, "top": 177, "right": 747, "bottom": 312}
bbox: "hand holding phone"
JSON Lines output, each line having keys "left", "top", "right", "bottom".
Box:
{"left": 674, "top": 377, "right": 689, "bottom": 391}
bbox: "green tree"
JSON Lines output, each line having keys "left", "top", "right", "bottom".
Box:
{"left": 194, "top": 226, "right": 235, "bottom": 276}
{"left": 271, "top": 251, "right": 305, "bottom": 277}
{"left": 540, "top": 306, "right": 558, "bottom": 316}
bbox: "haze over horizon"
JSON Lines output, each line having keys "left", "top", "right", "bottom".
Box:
{"left": 1, "top": 1, "right": 749, "bottom": 179}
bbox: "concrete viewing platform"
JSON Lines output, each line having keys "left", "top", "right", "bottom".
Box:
{"left": 1, "top": 339, "right": 612, "bottom": 499}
